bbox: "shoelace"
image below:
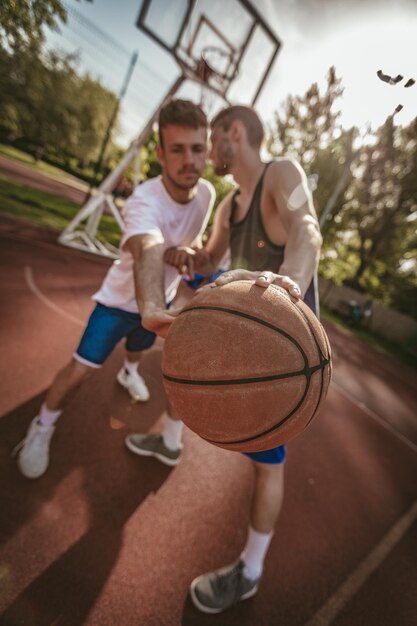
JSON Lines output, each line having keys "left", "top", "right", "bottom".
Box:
{"left": 216, "top": 561, "right": 245, "bottom": 604}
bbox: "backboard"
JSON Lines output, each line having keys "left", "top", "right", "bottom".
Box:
{"left": 136, "top": 0, "right": 281, "bottom": 105}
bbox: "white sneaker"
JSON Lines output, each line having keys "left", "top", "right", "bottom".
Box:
{"left": 14, "top": 417, "right": 55, "bottom": 479}
{"left": 116, "top": 367, "right": 150, "bottom": 402}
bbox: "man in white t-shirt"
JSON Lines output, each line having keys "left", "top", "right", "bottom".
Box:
{"left": 15, "top": 99, "right": 215, "bottom": 479}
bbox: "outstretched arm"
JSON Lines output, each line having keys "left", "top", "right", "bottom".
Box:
{"left": 126, "top": 234, "right": 178, "bottom": 337}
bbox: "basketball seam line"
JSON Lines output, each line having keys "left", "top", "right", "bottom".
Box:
{"left": 163, "top": 363, "right": 328, "bottom": 446}
{"left": 162, "top": 361, "right": 326, "bottom": 386}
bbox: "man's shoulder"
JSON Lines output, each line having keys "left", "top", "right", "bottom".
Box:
{"left": 267, "top": 158, "right": 302, "bottom": 174}
{"left": 265, "top": 159, "right": 305, "bottom": 191}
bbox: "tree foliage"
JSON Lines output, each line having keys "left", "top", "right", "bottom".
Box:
{"left": 266, "top": 67, "right": 417, "bottom": 318}
{"left": 0, "top": 0, "right": 66, "bottom": 53}
{"left": 0, "top": 45, "right": 119, "bottom": 170}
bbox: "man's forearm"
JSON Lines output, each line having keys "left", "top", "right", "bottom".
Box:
{"left": 133, "top": 242, "right": 166, "bottom": 316}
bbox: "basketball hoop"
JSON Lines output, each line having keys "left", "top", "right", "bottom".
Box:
{"left": 197, "top": 56, "right": 216, "bottom": 84}
{"left": 197, "top": 46, "right": 236, "bottom": 89}
{"left": 59, "top": 0, "right": 282, "bottom": 259}
{"left": 197, "top": 46, "right": 236, "bottom": 114}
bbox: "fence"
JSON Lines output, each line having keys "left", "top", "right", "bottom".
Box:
{"left": 318, "top": 278, "right": 417, "bottom": 353}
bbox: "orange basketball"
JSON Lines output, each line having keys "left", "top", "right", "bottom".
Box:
{"left": 162, "top": 280, "right": 331, "bottom": 452}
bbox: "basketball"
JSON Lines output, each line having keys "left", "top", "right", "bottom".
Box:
{"left": 162, "top": 280, "right": 331, "bottom": 452}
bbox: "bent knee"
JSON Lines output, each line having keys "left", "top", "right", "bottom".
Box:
{"left": 68, "top": 358, "right": 96, "bottom": 381}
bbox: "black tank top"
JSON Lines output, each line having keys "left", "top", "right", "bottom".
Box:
{"left": 229, "top": 163, "right": 285, "bottom": 272}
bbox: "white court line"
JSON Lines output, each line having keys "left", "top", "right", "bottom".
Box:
{"left": 24, "top": 265, "right": 85, "bottom": 327}
{"left": 332, "top": 380, "right": 417, "bottom": 455}
{"left": 304, "top": 498, "right": 417, "bottom": 626}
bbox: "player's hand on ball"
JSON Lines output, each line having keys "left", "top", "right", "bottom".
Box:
{"left": 214, "top": 269, "right": 302, "bottom": 299}
{"left": 141, "top": 307, "right": 180, "bottom": 338}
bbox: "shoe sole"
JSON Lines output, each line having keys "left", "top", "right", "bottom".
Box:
{"left": 189, "top": 577, "right": 258, "bottom": 614}
{"left": 124, "top": 436, "right": 180, "bottom": 467}
{"left": 14, "top": 442, "right": 49, "bottom": 479}
{"left": 17, "top": 458, "right": 48, "bottom": 479}
{"left": 116, "top": 371, "right": 150, "bottom": 402}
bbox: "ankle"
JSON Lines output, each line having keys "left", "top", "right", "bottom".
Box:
{"left": 38, "top": 403, "right": 62, "bottom": 427}
{"left": 162, "top": 414, "right": 183, "bottom": 451}
{"left": 124, "top": 358, "right": 140, "bottom": 374}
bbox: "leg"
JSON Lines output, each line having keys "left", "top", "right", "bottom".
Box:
{"left": 190, "top": 449, "right": 285, "bottom": 613}
{"left": 15, "top": 358, "right": 95, "bottom": 479}
{"left": 123, "top": 315, "right": 184, "bottom": 462}
{"left": 250, "top": 460, "right": 284, "bottom": 533}
{"left": 15, "top": 303, "right": 130, "bottom": 479}
{"left": 117, "top": 318, "right": 158, "bottom": 402}
{"left": 44, "top": 358, "right": 94, "bottom": 411}
{"left": 124, "top": 397, "right": 183, "bottom": 467}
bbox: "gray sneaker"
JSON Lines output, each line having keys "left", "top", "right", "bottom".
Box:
{"left": 190, "top": 560, "right": 260, "bottom": 613}
{"left": 124, "top": 433, "right": 182, "bottom": 467}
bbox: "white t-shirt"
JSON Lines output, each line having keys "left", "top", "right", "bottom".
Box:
{"left": 93, "top": 176, "right": 215, "bottom": 312}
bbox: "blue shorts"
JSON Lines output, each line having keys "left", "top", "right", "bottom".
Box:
{"left": 183, "top": 270, "right": 224, "bottom": 290}
{"left": 75, "top": 303, "right": 157, "bottom": 367}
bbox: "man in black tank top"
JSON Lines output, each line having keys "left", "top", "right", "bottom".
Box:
{"left": 164, "top": 106, "right": 322, "bottom": 613}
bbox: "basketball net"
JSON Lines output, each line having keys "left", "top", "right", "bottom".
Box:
{"left": 197, "top": 49, "right": 230, "bottom": 116}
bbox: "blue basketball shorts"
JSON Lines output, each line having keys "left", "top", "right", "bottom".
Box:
{"left": 182, "top": 270, "right": 224, "bottom": 290}
{"left": 74, "top": 303, "right": 157, "bottom": 368}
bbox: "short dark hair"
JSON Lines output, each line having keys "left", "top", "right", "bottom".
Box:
{"left": 211, "top": 105, "right": 264, "bottom": 148}
{"left": 158, "top": 99, "right": 207, "bottom": 146}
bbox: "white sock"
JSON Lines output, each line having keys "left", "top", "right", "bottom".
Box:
{"left": 162, "top": 414, "right": 183, "bottom": 451}
{"left": 241, "top": 526, "right": 273, "bottom": 581}
{"left": 38, "top": 403, "right": 62, "bottom": 427}
{"left": 124, "top": 358, "right": 140, "bottom": 374}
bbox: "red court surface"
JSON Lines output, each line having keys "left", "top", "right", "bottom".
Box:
{"left": 0, "top": 214, "right": 416, "bottom": 626}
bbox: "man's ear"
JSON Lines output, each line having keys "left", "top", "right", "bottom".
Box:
{"left": 230, "top": 119, "right": 244, "bottom": 142}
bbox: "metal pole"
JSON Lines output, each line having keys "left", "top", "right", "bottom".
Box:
{"left": 93, "top": 50, "right": 139, "bottom": 185}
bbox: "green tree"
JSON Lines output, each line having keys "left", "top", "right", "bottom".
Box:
{"left": 0, "top": 0, "right": 66, "bottom": 53}
{"left": 0, "top": 46, "right": 119, "bottom": 168}
{"left": 342, "top": 116, "right": 417, "bottom": 314}
{"left": 267, "top": 66, "right": 344, "bottom": 173}
{"left": 266, "top": 66, "right": 355, "bottom": 232}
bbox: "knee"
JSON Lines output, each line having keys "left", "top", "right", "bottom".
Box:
{"left": 66, "top": 358, "right": 95, "bottom": 384}
{"left": 252, "top": 460, "right": 284, "bottom": 486}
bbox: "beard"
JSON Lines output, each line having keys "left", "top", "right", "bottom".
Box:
{"left": 166, "top": 168, "right": 200, "bottom": 190}
{"left": 214, "top": 162, "right": 231, "bottom": 176}
{"left": 214, "top": 138, "right": 234, "bottom": 176}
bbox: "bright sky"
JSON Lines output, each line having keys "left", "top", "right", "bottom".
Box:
{"left": 45, "top": 0, "right": 417, "bottom": 146}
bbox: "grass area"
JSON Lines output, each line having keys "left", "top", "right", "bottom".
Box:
{"left": 0, "top": 175, "right": 121, "bottom": 247}
{"left": 321, "top": 305, "right": 417, "bottom": 371}
{"left": 0, "top": 144, "right": 88, "bottom": 189}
